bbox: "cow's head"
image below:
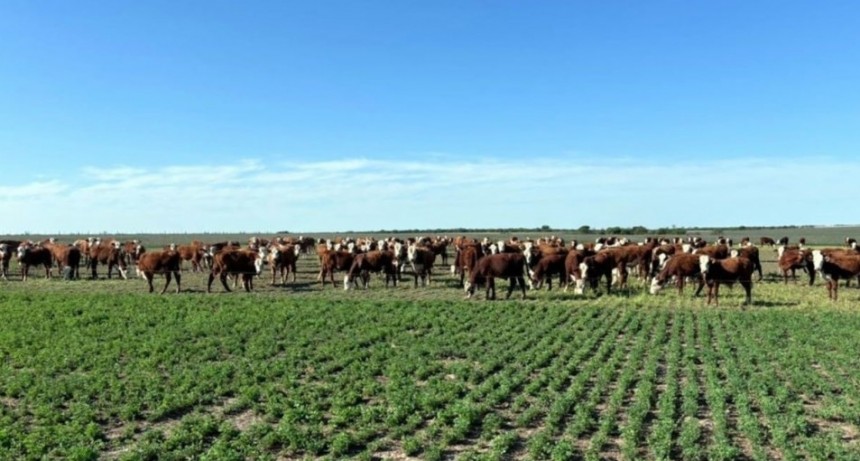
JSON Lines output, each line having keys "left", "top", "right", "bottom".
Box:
{"left": 111, "top": 240, "right": 122, "bottom": 250}
{"left": 270, "top": 247, "right": 281, "bottom": 262}
{"left": 16, "top": 246, "right": 27, "bottom": 261}
{"left": 254, "top": 252, "right": 264, "bottom": 276}
{"left": 812, "top": 250, "right": 825, "bottom": 272}
{"left": 0, "top": 243, "right": 7, "bottom": 257}
{"left": 649, "top": 275, "right": 665, "bottom": 295}
{"left": 776, "top": 245, "right": 786, "bottom": 259}
{"left": 464, "top": 279, "right": 475, "bottom": 298}
{"left": 167, "top": 244, "right": 175, "bottom": 252}
{"left": 730, "top": 249, "right": 739, "bottom": 258}
{"left": 407, "top": 244, "right": 418, "bottom": 263}
{"left": 574, "top": 261, "right": 589, "bottom": 295}
{"left": 699, "top": 255, "right": 713, "bottom": 278}
{"left": 292, "top": 244, "right": 301, "bottom": 257}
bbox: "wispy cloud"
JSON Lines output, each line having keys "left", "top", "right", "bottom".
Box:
{"left": 0, "top": 156, "right": 857, "bottom": 234}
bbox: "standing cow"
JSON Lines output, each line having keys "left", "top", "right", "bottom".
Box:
{"left": 464, "top": 253, "right": 527, "bottom": 300}
{"left": 137, "top": 247, "right": 182, "bottom": 294}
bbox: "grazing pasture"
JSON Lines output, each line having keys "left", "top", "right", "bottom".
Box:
{"left": 1, "top": 230, "right": 860, "bottom": 460}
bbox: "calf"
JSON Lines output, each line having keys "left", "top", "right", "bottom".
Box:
{"left": 575, "top": 250, "right": 623, "bottom": 295}
{"left": 345, "top": 250, "right": 397, "bottom": 289}
{"left": 269, "top": 244, "right": 300, "bottom": 285}
{"left": 319, "top": 250, "right": 355, "bottom": 288}
{"left": 813, "top": 250, "right": 860, "bottom": 301}
{"left": 699, "top": 256, "right": 753, "bottom": 306}
{"left": 465, "top": 253, "right": 527, "bottom": 300}
{"left": 777, "top": 236, "right": 790, "bottom": 246}
{"left": 17, "top": 245, "right": 53, "bottom": 281}
{"left": 208, "top": 249, "right": 264, "bottom": 292}
{"left": 649, "top": 253, "right": 705, "bottom": 296}
{"left": 529, "top": 253, "right": 566, "bottom": 290}
{"left": 137, "top": 248, "right": 182, "bottom": 293}
{"left": 564, "top": 249, "right": 595, "bottom": 292}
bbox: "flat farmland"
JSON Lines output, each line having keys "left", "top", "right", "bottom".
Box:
{"left": 2, "top": 234, "right": 860, "bottom": 460}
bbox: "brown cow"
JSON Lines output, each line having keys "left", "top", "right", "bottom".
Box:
{"left": 575, "top": 250, "right": 624, "bottom": 295}
{"left": 563, "top": 248, "right": 595, "bottom": 292}
{"left": 777, "top": 247, "right": 814, "bottom": 285}
{"left": 452, "top": 243, "right": 483, "bottom": 288}
{"left": 692, "top": 244, "right": 730, "bottom": 260}
{"left": 699, "top": 256, "right": 753, "bottom": 306}
{"left": 529, "top": 253, "right": 566, "bottom": 290}
{"left": 89, "top": 241, "right": 128, "bottom": 279}
{"left": 465, "top": 253, "right": 527, "bottom": 300}
{"left": 813, "top": 250, "right": 860, "bottom": 301}
{"left": 16, "top": 245, "right": 53, "bottom": 281}
{"left": 759, "top": 237, "right": 776, "bottom": 246}
{"left": 43, "top": 242, "right": 82, "bottom": 279}
{"left": 345, "top": 250, "right": 397, "bottom": 289}
{"left": 269, "top": 244, "right": 300, "bottom": 285}
{"left": 319, "top": 250, "right": 355, "bottom": 288}
{"left": 649, "top": 253, "right": 705, "bottom": 296}
{"left": 137, "top": 248, "right": 182, "bottom": 294}
{"left": 407, "top": 244, "right": 436, "bottom": 287}
{"left": 208, "top": 249, "right": 264, "bottom": 292}
{"left": 176, "top": 242, "right": 207, "bottom": 272}
{"left": 730, "top": 246, "right": 763, "bottom": 281}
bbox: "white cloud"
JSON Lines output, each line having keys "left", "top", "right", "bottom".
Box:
{"left": 0, "top": 156, "right": 857, "bottom": 234}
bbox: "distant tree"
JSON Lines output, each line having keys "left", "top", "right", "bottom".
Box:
{"left": 540, "top": 224, "right": 551, "bottom": 231}
{"left": 577, "top": 225, "right": 591, "bottom": 234}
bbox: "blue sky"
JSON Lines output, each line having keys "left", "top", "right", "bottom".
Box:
{"left": 1, "top": 1, "right": 859, "bottom": 233}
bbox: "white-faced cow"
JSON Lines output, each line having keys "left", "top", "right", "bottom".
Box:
{"left": 0, "top": 243, "right": 12, "bottom": 280}
{"left": 17, "top": 244, "right": 53, "bottom": 281}
{"left": 407, "top": 244, "right": 436, "bottom": 287}
{"left": 813, "top": 250, "right": 860, "bottom": 301}
{"left": 269, "top": 244, "right": 301, "bottom": 285}
{"left": 89, "top": 241, "right": 128, "bottom": 280}
{"left": 649, "top": 253, "right": 705, "bottom": 297}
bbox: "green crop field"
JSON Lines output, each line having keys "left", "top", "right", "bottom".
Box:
{"left": 1, "top": 230, "right": 860, "bottom": 460}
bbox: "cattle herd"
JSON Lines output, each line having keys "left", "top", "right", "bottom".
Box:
{"left": 1, "top": 234, "right": 860, "bottom": 303}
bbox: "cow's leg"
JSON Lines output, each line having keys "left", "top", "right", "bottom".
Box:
{"left": 741, "top": 280, "right": 751, "bottom": 305}
{"left": 831, "top": 279, "right": 838, "bottom": 301}
{"left": 291, "top": 262, "right": 297, "bottom": 282}
{"left": 174, "top": 272, "right": 181, "bottom": 293}
{"left": 207, "top": 273, "right": 216, "bottom": 293}
{"left": 713, "top": 283, "right": 720, "bottom": 306}
{"left": 160, "top": 272, "right": 171, "bottom": 294}
{"left": 44, "top": 263, "right": 51, "bottom": 279}
{"left": 91, "top": 260, "right": 98, "bottom": 279}
{"left": 220, "top": 273, "right": 232, "bottom": 292}
{"left": 518, "top": 276, "right": 527, "bottom": 299}
{"left": 506, "top": 276, "right": 516, "bottom": 299}
{"left": 145, "top": 273, "right": 155, "bottom": 292}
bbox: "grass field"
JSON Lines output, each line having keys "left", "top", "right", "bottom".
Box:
{"left": 1, "top": 231, "right": 860, "bottom": 460}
